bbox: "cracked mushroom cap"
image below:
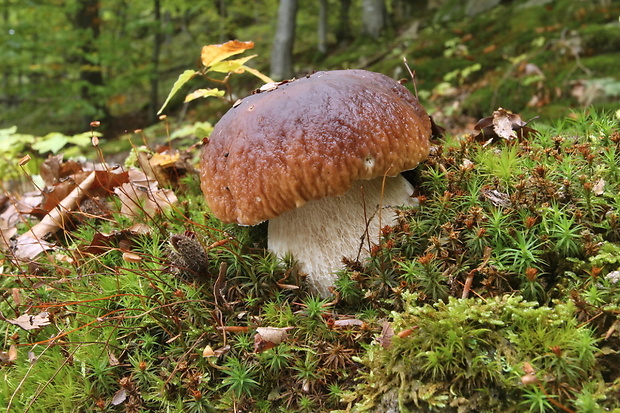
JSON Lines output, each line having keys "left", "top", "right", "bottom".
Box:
{"left": 200, "top": 69, "right": 432, "bottom": 225}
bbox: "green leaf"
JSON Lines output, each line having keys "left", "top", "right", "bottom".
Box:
{"left": 209, "top": 55, "right": 257, "bottom": 74}
{"left": 67, "top": 131, "right": 101, "bottom": 147}
{"left": 32, "top": 132, "right": 70, "bottom": 154}
{"left": 184, "top": 88, "right": 225, "bottom": 103}
{"left": 0, "top": 127, "right": 36, "bottom": 153}
{"left": 157, "top": 70, "right": 198, "bottom": 115}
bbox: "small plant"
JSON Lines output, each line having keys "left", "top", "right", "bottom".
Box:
{"left": 220, "top": 356, "right": 259, "bottom": 400}
{"left": 158, "top": 40, "right": 273, "bottom": 115}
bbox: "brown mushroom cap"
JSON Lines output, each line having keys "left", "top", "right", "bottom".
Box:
{"left": 200, "top": 69, "right": 432, "bottom": 225}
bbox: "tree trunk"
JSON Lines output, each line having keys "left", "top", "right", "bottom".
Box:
{"left": 270, "top": 0, "right": 298, "bottom": 81}
{"left": 336, "top": 0, "right": 352, "bottom": 44}
{"left": 318, "top": 0, "right": 328, "bottom": 54}
{"left": 149, "top": 0, "right": 162, "bottom": 124}
{"left": 75, "top": 0, "right": 108, "bottom": 124}
{"left": 2, "top": 0, "right": 12, "bottom": 106}
{"left": 361, "top": 0, "right": 386, "bottom": 39}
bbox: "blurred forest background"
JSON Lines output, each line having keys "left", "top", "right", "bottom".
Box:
{"left": 1, "top": 0, "right": 619, "bottom": 139}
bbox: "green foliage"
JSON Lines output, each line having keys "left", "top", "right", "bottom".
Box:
{"left": 0, "top": 126, "right": 100, "bottom": 180}
{"left": 351, "top": 293, "right": 599, "bottom": 412}
{"left": 221, "top": 356, "right": 259, "bottom": 400}
{"left": 158, "top": 41, "right": 272, "bottom": 115}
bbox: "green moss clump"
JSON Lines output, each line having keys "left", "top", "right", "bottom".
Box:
{"left": 350, "top": 294, "right": 600, "bottom": 413}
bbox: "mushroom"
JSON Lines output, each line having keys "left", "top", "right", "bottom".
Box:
{"left": 200, "top": 69, "right": 432, "bottom": 297}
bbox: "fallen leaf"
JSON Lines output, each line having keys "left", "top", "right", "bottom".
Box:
{"left": 605, "top": 319, "right": 620, "bottom": 340}
{"left": 138, "top": 149, "right": 195, "bottom": 188}
{"left": 0, "top": 221, "right": 17, "bottom": 251}
{"left": 473, "top": 108, "right": 539, "bottom": 144}
{"left": 111, "top": 388, "right": 127, "bottom": 406}
{"left": 254, "top": 327, "right": 293, "bottom": 353}
{"left": 521, "top": 362, "right": 538, "bottom": 385}
{"left": 593, "top": 178, "right": 605, "bottom": 196}
{"left": 122, "top": 252, "right": 142, "bottom": 263}
{"left": 0, "top": 345, "right": 18, "bottom": 365}
{"left": 13, "top": 236, "right": 55, "bottom": 261}
{"left": 377, "top": 321, "right": 395, "bottom": 349}
{"left": 481, "top": 187, "right": 510, "bottom": 207}
{"left": 332, "top": 318, "right": 366, "bottom": 328}
{"left": 114, "top": 180, "right": 177, "bottom": 218}
{"left": 39, "top": 154, "right": 83, "bottom": 187}
{"left": 203, "top": 345, "right": 216, "bottom": 357}
{"left": 7, "top": 312, "right": 51, "bottom": 331}
{"left": 14, "top": 171, "right": 97, "bottom": 260}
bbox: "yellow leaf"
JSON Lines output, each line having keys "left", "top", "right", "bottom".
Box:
{"left": 184, "top": 88, "right": 226, "bottom": 103}
{"left": 242, "top": 65, "right": 275, "bottom": 84}
{"left": 209, "top": 55, "right": 257, "bottom": 74}
{"left": 201, "top": 40, "right": 254, "bottom": 68}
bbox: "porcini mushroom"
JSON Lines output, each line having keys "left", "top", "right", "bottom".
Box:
{"left": 200, "top": 69, "right": 432, "bottom": 297}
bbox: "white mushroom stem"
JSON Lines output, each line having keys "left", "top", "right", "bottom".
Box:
{"left": 268, "top": 174, "right": 417, "bottom": 297}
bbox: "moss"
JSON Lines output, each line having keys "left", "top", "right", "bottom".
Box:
{"left": 350, "top": 294, "right": 600, "bottom": 413}
{"left": 581, "top": 24, "right": 620, "bottom": 54}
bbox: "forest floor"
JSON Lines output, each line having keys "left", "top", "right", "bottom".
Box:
{"left": 1, "top": 1, "right": 620, "bottom": 412}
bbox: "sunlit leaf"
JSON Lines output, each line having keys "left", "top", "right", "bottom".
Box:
{"left": 200, "top": 40, "right": 254, "bottom": 68}
{"left": 184, "top": 88, "right": 225, "bottom": 103}
{"left": 32, "top": 132, "right": 69, "bottom": 154}
{"left": 67, "top": 131, "right": 101, "bottom": 147}
{"left": 209, "top": 55, "right": 257, "bottom": 74}
{"left": 169, "top": 121, "right": 213, "bottom": 140}
{"left": 242, "top": 65, "right": 275, "bottom": 84}
{"left": 158, "top": 70, "right": 198, "bottom": 115}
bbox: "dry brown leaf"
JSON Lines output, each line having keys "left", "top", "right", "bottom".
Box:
{"left": 40, "top": 154, "right": 83, "bottom": 187}
{"left": 108, "top": 350, "right": 120, "bottom": 366}
{"left": 377, "top": 321, "right": 394, "bottom": 349}
{"left": 114, "top": 180, "right": 177, "bottom": 218}
{"left": 202, "top": 345, "right": 216, "bottom": 357}
{"left": 137, "top": 149, "right": 194, "bottom": 188}
{"left": 521, "top": 362, "right": 538, "bottom": 385}
{"left": 13, "top": 172, "right": 97, "bottom": 260}
{"left": 332, "top": 318, "right": 366, "bottom": 328}
{"left": 605, "top": 319, "right": 620, "bottom": 340}
{"left": 111, "top": 388, "right": 127, "bottom": 406}
{"left": 493, "top": 110, "right": 518, "bottom": 141}
{"left": 0, "top": 220, "right": 17, "bottom": 251}
{"left": 77, "top": 225, "right": 150, "bottom": 257}
{"left": 122, "top": 252, "right": 142, "bottom": 263}
{"left": 473, "top": 108, "right": 539, "bottom": 145}
{"left": 593, "top": 178, "right": 605, "bottom": 196}
{"left": 0, "top": 344, "right": 18, "bottom": 365}
{"left": 13, "top": 236, "right": 55, "bottom": 261}
{"left": 254, "top": 327, "right": 294, "bottom": 353}
{"left": 11, "top": 288, "right": 22, "bottom": 306}
{"left": 7, "top": 311, "right": 51, "bottom": 330}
